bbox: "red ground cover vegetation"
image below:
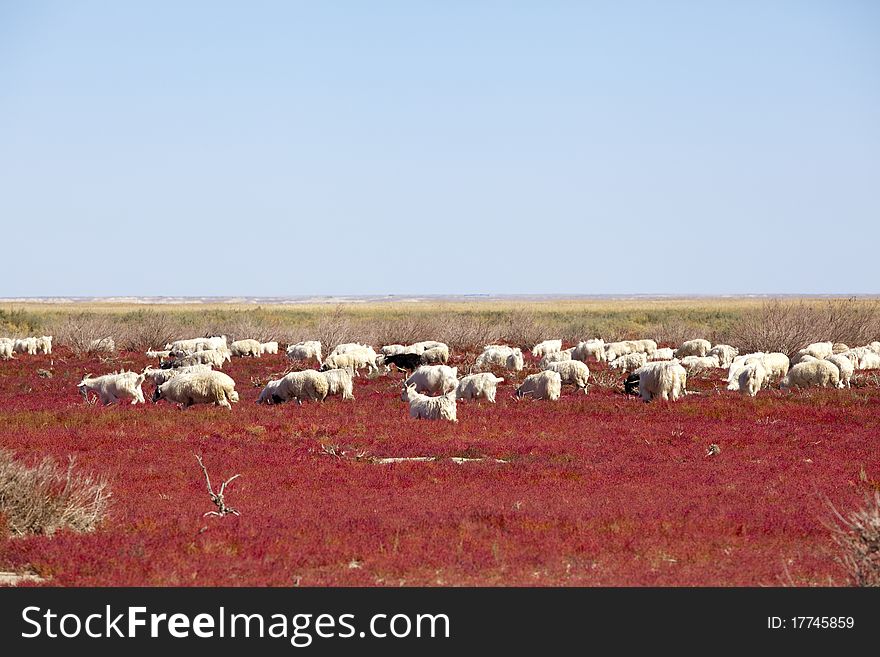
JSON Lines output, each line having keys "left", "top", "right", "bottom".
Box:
{"left": 0, "top": 347, "right": 878, "bottom": 586}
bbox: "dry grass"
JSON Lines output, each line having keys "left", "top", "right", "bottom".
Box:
{"left": 588, "top": 368, "right": 625, "bottom": 391}
{"left": 2, "top": 296, "right": 879, "bottom": 353}
{"left": 724, "top": 299, "right": 880, "bottom": 358}
{"left": 827, "top": 492, "right": 880, "bottom": 587}
{"left": 48, "top": 313, "right": 119, "bottom": 353}
{"left": 0, "top": 450, "right": 111, "bottom": 536}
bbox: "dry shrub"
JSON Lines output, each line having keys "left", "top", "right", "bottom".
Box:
{"left": 589, "top": 368, "right": 625, "bottom": 391}
{"left": 725, "top": 299, "right": 880, "bottom": 358}
{"left": 114, "top": 311, "right": 182, "bottom": 351}
{"left": 645, "top": 317, "right": 709, "bottom": 348}
{"left": 48, "top": 313, "right": 118, "bottom": 353}
{"left": 435, "top": 315, "right": 499, "bottom": 352}
{"left": 0, "top": 450, "right": 111, "bottom": 536}
{"left": 821, "top": 300, "right": 880, "bottom": 345}
{"left": 373, "top": 315, "right": 434, "bottom": 348}
{"left": 498, "top": 310, "right": 550, "bottom": 350}
{"left": 369, "top": 313, "right": 501, "bottom": 352}
{"left": 558, "top": 318, "right": 628, "bottom": 346}
{"left": 851, "top": 372, "right": 880, "bottom": 389}
{"left": 559, "top": 321, "right": 592, "bottom": 346}
{"left": 315, "top": 306, "right": 356, "bottom": 351}
{"left": 828, "top": 492, "right": 880, "bottom": 587}
{"left": 214, "top": 314, "right": 284, "bottom": 344}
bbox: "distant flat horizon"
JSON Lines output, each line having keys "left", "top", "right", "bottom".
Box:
{"left": 1, "top": 294, "right": 877, "bottom": 305}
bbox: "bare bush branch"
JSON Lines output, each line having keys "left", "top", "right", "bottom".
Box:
{"left": 209, "top": 313, "right": 284, "bottom": 344}
{"left": 589, "top": 369, "right": 624, "bottom": 391}
{"left": 725, "top": 299, "right": 880, "bottom": 358}
{"left": 826, "top": 492, "right": 880, "bottom": 587}
{"left": 498, "top": 310, "right": 550, "bottom": 350}
{"left": 195, "top": 454, "right": 241, "bottom": 518}
{"left": 114, "top": 311, "right": 180, "bottom": 351}
{"left": 48, "top": 313, "right": 118, "bottom": 354}
{"left": 0, "top": 449, "right": 111, "bottom": 535}
{"left": 314, "top": 306, "right": 354, "bottom": 352}
{"left": 646, "top": 317, "right": 710, "bottom": 347}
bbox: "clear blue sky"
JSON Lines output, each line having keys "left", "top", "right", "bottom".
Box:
{"left": 1, "top": 1, "right": 878, "bottom": 296}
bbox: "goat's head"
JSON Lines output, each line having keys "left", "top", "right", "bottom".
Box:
{"left": 76, "top": 375, "right": 92, "bottom": 400}
{"left": 400, "top": 382, "right": 417, "bottom": 402}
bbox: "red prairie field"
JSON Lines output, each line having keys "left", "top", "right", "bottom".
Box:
{"left": 0, "top": 337, "right": 878, "bottom": 586}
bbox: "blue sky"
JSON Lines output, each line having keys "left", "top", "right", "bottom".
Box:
{"left": 1, "top": 1, "right": 878, "bottom": 296}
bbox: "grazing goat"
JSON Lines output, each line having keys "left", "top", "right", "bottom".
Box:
{"left": 153, "top": 371, "right": 239, "bottom": 409}
{"left": 78, "top": 370, "right": 146, "bottom": 405}
{"left": 383, "top": 352, "right": 423, "bottom": 373}
{"left": 515, "top": 371, "right": 562, "bottom": 401}
{"left": 402, "top": 384, "right": 457, "bottom": 421}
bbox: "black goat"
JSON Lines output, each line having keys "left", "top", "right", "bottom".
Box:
{"left": 382, "top": 352, "right": 422, "bottom": 373}
{"left": 624, "top": 372, "right": 640, "bottom": 396}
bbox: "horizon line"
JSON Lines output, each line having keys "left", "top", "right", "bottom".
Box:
{"left": 1, "top": 293, "right": 878, "bottom": 305}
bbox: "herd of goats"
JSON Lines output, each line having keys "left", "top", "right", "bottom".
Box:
{"left": 3, "top": 334, "right": 880, "bottom": 421}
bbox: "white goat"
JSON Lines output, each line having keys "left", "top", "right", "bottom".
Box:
{"left": 679, "top": 355, "right": 721, "bottom": 373}
{"left": 330, "top": 342, "right": 375, "bottom": 357}
{"left": 286, "top": 340, "right": 323, "bottom": 367}
{"left": 322, "top": 352, "right": 379, "bottom": 378}
{"left": 649, "top": 347, "right": 675, "bottom": 361}
{"left": 171, "top": 348, "right": 231, "bottom": 370}
{"left": 515, "top": 370, "right": 562, "bottom": 401}
{"left": 573, "top": 339, "right": 606, "bottom": 362}
{"left": 633, "top": 360, "right": 688, "bottom": 402}
{"left": 421, "top": 345, "right": 450, "bottom": 364}
{"left": 258, "top": 370, "right": 329, "bottom": 404}
{"left": 609, "top": 352, "right": 648, "bottom": 371}
{"left": 321, "top": 368, "right": 355, "bottom": 400}
{"left": 675, "top": 339, "right": 711, "bottom": 358}
{"left": 230, "top": 339, "right": 262, "bottom": 357}
{"left": 153, "top": 370, "right": 239, "bottom": 409}
{"left": 165, "top": 336, "right": 227, "bottom": 353}
{"left": 780, "top": 360, "right": 840, "bottom": 390}
{"left": 381, "top": 344, "right": 409, "bottom": 356}
{"left": 531, "top": 339, "right": 562, "bottom": 358}
{"left": 825, "top": 354, "right": 854, "bottom": 388}
{"left": 402, "top": 365, "right": 458, "bottom": 397}
{"left": 409, "top": 341, "right": 449, "bottom": 354}
{"left": 708, "top": 344, "right": 738, "bottom": 368}
{"left": 736, "top": 361, "right": 767, "bottom": 397}
{"left": 604, "top": 341, "right": 636, "bottom": 361}
{"left": 633, "top": 339, "right": 658, "bottom": 355}
{"left": 474, "top": 346, "right": 524, "bottom": 372}
{"left": 143, "top": 364, "right": 212, "bottom": 387}
{"left": 14, "top": 338, "right": 38, "bottom": 355}
{"left": 546, "top": 360, "right": 590, "bottom": 393}
{"left": 78, "top": 370, "right": 146, "bottom": 405}
{"left": 402, "top": 384, "right": 457, "bottom": 421}
{"left": 455, "top": 373, "right": 505, "bottom": 403}
{"left": 539, "top": 348, "right": 574, "bottom": 369}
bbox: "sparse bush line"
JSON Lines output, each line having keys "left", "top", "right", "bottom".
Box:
{"left": 0, "top": 297, "right": 871, "bottom": 355}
